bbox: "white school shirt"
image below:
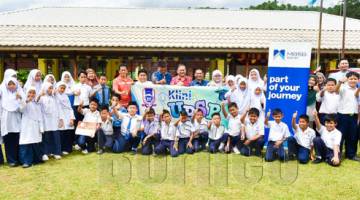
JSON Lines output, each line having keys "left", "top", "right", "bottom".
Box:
{"left": 39, "top": 95, "right": 63, "bottom": 132}
{"left": 337, "top": 84, "right": 358, "bottom": 114}
{"left": 82, "top": 108, "right": 101, "bottom": 123}
{"left": 208, "top": 124, "right": 225, "bottom": 140}
{"left": 317, "top": 125, "right": 342, "bottom": 150}
{"left": 1, "top": 110, "right": 21, "bottom": 136}
{"left": 141, "top": 120, "right": 160, "bottom": 135}
{"left": 19, "top": 101, "right": 43, "bottom": 144}
{"left": 328, "top": 71, "right": 348, "bottom": 83}
{"left": 292, "top": 125, "right": 316, "bottom": 149}
{"left": 316, "top": 91, "right": 339, "bottom": 114}
{"left": 101, "top": 119, "right": 113, "bottom": 136}
{"left": 244, "top": 119, "right": 264, "bottom": 140}
{"left": 266, "top": 121, "right": 291, "bottom": 142}
{"left": 160, "top": 122, "right": 177, "bottom": 141}
{"left": 176, "top": 120, "right": 195, "bottom": 138}
{"left": 193, "top": 118, "right": 208, "bottom": 134}
{"left": 72, "top": 83, "right": 92, "bottom": 106}
{"left": 56, "top": 93, "right": 75, "bottom": 130}
{"left": 226, "top": 114, "right": 242, "bottom": 136}
{"left": 120, "top": 114, "right": 142, "bottom": 136}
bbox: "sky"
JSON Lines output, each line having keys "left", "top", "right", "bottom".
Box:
{"left": 0, "top": 0, "right": 341, "bottom": 12}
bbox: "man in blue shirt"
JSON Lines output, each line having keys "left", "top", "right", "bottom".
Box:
{"left": 190, "top": 69, "right": 209, "bottom": 86}
{"left": 95, "top": 75, "right": 111, "bottom": 108}
{"left": 151, "top": 61, "right": 172, "bottom": 85}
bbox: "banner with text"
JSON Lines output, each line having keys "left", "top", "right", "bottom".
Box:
{"left": 266, "top": 42, "right": 312, "bottom": 135}
{"left": 131, "top": 84, "right": 228, "bottom": 124}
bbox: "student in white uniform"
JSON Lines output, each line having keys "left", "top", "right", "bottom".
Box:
{"left": 191, "top": 109, "right": 209, "bottom": 152}
{"left": 235, "top": 78, "right": 250, "bottom": 116}
{"left": 113, "top": 102, "right": 143, "bottom": 153}
{"left": 207, "top": 112, "right": 227, "bottom": 153}
{"left": 174, "top": 111, "right": 195, "bottom": 155}
{"left": 44, "top": 74, "right": 56, "bottom": 87}
{"left": 72, "top": 71, "right": 94, "bottom": 122}
{"left": 23, "top": 69, "right": 42, "bottom": 95}
{"left": 239, "top": 108, "right": 265, "bottom": 157}
{"left": 140, "top": 108, "right": 160, "bottom": 155}
{"left": 76, "top": 98, "right": 101, "bottom": 154}
{"left": 264, "top": 108, "right": 291, "bottom": 162}
{"left": 247, "top": 68, "right": 265, "bottom": 93}
{"left": 38, "top": 82, "right": 63, "bottom": 160}
{"left": 312, "top": 111, "right": 342, "bottom": 166}
{"left": 96, "top": 106, "right": 114, "bottom": 154}
{"left": 154, "top": 110, "right": 178, "bottom": 157}
{"left": 0, "top": 69, "right": 18, "bottom": 165}
{"left": 287, "top": 111, "right": 316, "bottom": 164}
{"left": 60, "top": 71, "right": 75, "bottom": 107}
{"left": 134, "top": 69, "right": 153, "bottom": 86}
{"left": 249, "top": 87, "right": 266, "bottom": 122}
{"left": 221, "top": 102, "right": 242, "bottom": 154}
{"left": 56, "top": 81, "right": 75, "bottom": 155}
{"left": 0, "top": 77, "right": 24, "bottom": 167}
{"left": 316, "top": 78, "right": 339, "bottom": 124}
{"left": 19, "top": 86, "right": 44, "bottom": 168}
{"left": 335, "top": 71, "right": 360, "bottom": 162}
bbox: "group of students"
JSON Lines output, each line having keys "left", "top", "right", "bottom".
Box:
{"left": 0, "top": 61, "right": 359, "bottom": 169}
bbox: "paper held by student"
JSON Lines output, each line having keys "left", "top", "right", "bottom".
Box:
{"left": 75, "top": 121, "right": 97, "bottom": 138}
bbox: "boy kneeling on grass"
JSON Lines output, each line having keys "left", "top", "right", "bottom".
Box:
{"left": 287, "top": 111, "right": 316, "bottom": 164}
{"left": 312, "top": 110, "right": 341, "bottom": 167}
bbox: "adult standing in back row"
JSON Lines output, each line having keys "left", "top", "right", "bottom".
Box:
{"left": 170, "top": 64, "right": 192, "bottom": 86}
{"left": 112, "top": 65, "right": 133, "bottom": 108}
{"left": 151, "top": 61, "right": 172, "bottom": 85}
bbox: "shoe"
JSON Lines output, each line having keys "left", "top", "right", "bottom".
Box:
{"left": 22, "top": 164, "right": 31, "bottom": 168}
{"left": 288, "top": 154, "right": 296, "bottom": 161}
{"left": 42, "top": 155, "right": 49, "bottom": 161}
{"left": 62, "top": 151, "right": 69, "bottom": 155}
{"left": 54, "top": 155, "right": 62, "bottom": 160}
{"left": 97, "top": 149, "right": 104, "bottom": 155}
{"left": 8, "top": 163, "right": 18, "bottom": 167}
{"left": 233, "top": 147, "right": 240, "bottom": 154}
{"left": 312, "top": 158, "right": 322, "bottom": 164}
{"left": 348, "top": 156, "right": 360, "bottom": 162}
{"left": 81, "top": 149, "right": 88, "bottom": 154}
{"left": 218, "top": 143, "right": 225, "bottom": 152}
{"left": 74, "top": 144, "right": 81, "bottom": 151}
{"left": 131, "top": 148, "right": 137, "bottom": 155}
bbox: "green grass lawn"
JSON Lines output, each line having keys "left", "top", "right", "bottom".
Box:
{"left": 0, "top": 151, "right": 359, "bottom": 200}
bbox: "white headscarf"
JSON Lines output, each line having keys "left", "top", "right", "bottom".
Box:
{"left": 235, "top": 74, "right": 244, "bottom": 86}
{"left": 60, "top": 71, "right": 75, "bottom": 95}
{"left": 1, "top": 69, "right": 17, "bottom": 88}
{"left": 249, "top": 86, "right": 265, "bottom": 111}
{"left": 56, "top": 81, "right": 72, "bottom": 110}
{"left": 208, "top": 70, "right": 223, "bottom": 87}
{"left": 247, "top": 69, "right": 264, "bottom": 92}
{"left": 24, "top": 69, "right": 42, "bottom": 94}
{"left": 40, "top": 82, "right": 53, "bottom": 96}
{"left": 1, "top": 77, "right": 24, "bottom": 112}
{"left": 44, "top": 74, "right": 56, "bottom": 86}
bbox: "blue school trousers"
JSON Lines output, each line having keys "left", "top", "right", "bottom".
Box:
{"left": 177, "top": 137, "right": 194, "bottom": 155}
{"left": 112, "top": 132, "right": 142, "bottom": 153}
{"left": 19, "top": 143, "right": 43, "bottom": 166}
{"left": 96, "top": 129, "right": 114, "bottom": 150}
{"left": 60, "top": 129, "right": 74, "bottom": 153}
{"left": 226, "top": 134, "right": 241, "bottom": 150}
{"left": 337, "top": 113, "right": 358, "bottom": 159}
{"left": 3, "top": 132, "right": 20, "bottom": 165}
{"left": 192, "top": 132, "right": 209, "bottom": 152}
{"left": 77, "top": 135, "right": 96, "bottom": 152}
{"left": 154, "top": 139, "right": 178, "bottom": 157}
{"left": 42, "top": 131, "right": 61, "bottom": 156}
{"left": 287, "top": 137, "right": 310, "bottom": 164}
{"left": 239, "top": 136, "right": 265, "bottom": 157}
{"left": 313, "top": 137, "right": 341, "bottom": 166}
{"left": 0, "top": 146, "right": 4, "bottom": 164}
{"left": 208, "top": 133, "right": 228, "bottom": 153}
{"left": 141, "top": 134, "right": 161, "bottom": 155}
{"left": 265, "top": 141, "right": 286, "bottom": 162}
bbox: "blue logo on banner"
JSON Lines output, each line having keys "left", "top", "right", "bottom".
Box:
{"left": 273, "top": 49, "right": 286, "bottom": 60}
{"left": 142, "top": 88, "right": 156, "bottom": 108}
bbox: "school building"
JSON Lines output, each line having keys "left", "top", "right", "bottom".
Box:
{"left": 0, "top": 7, "right": 360, "bottom": 80}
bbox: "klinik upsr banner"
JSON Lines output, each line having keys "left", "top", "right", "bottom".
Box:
{"left": 266, "top": 42, "right": 312, "bottom": 135}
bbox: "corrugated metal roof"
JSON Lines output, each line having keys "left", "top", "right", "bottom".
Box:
{"left": 0, "top": 7, "right": 359, "bottom": 51}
